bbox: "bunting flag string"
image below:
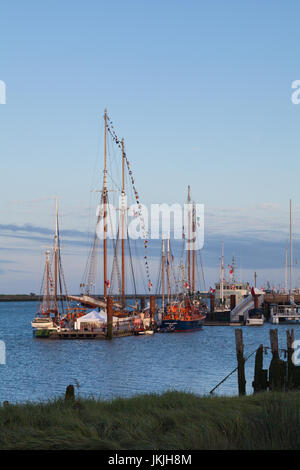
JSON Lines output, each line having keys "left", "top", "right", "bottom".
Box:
{"left": 106, "top": 114, "right": 152, "bottom": 292}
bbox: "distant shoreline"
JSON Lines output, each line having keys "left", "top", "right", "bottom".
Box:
{"left": 0, "top": 295, "right": 60, "bottom": 302}
{"left": 0, "top": 293, "right": 209, "bottom": 302}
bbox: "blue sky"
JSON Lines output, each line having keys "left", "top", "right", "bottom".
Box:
{"left": 1, "top": 1, "right": 300, "bottom": 293}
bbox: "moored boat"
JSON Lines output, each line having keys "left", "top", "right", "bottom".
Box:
{"left": 161, "top": 298, "right": 206, "bottom": 332}
{"left": 159, "top": 186, "right": 207, "bottom": 332}
{"left": 31, "top": 314, "right": 59, "bottom": 337}
{"left": 32, "top": 198, "right": 85, "bottom": 337}
{"left": 245, "top": 307, "right": 264, "bottom": 326}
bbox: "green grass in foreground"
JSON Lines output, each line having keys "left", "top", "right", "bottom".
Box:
{"left": 0, "top": 390, "right": 300, "bottom": 450}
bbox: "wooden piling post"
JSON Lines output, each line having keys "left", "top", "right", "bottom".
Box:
{"left": 252, "top": 344, "right": 268, "bottom": 393}
{"left": 287, "top": 328, "right": 295, "bottom": 389}
{"left": 150, "top": 295, "right": 156, "bottom": 325}
{"left": 270, "top": 329, "right": 278, "bottom": 355}
{"left": 107, "top": 295, "right": 113, "bottom": 339}
{"left": 269, "top": 329, "right": 285, "bottom": 391}
{"left": 140, "top": 296, "right": 146, "bottom": 311}
{"left": 210, "top": 294, "right": 215, "bottom": 314}
{"left": 235, "top": 329, "right": 246, "bottom": 395}
{"left": 65, "top": 384, "right": 75, "bottom": 401}
{"left": 254, "top": 294, "right": 258, "bottom": 309}
{"left": 230, "top": 294, "right": 236, "bottom": 311}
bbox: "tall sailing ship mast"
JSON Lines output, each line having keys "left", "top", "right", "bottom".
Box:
{"left": 69, "top": 110, "right": 151, "bottom": 316}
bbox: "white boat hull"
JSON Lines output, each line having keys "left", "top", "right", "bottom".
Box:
{"left": 246, "top": 318, "right": 264, "bottom": 326}
{"left": 31, "top": 316, "right": 59, "bottom": 331}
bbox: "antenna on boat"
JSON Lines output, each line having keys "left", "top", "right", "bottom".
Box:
{"left": 231, "top": 255, "right": 235, "bottom": 283}
{"left": 162, "top": 239, "right": 165, "bottom": 311}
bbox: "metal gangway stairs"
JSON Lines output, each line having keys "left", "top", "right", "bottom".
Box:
{"left": 230, "top": 290, "right": 264, "bottom": 323}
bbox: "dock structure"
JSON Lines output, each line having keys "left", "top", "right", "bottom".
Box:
{"left": 264, "top": 293, "right": 300, "bottom": 305}
{"left": 269, "top": 304, "right": 300, "bottom": 324}
{"left": 230, "top": 289, "right": 265, "bottom": 324}
{"left": 263, "top": 294, "right": 300, "bottom": 324}
{"left": 49, "top": 330, "right": 133, "bottom": 340}
{"left": 51, "top": 331, "right": 106, "bottom": 340}
{"left": 35, "top": 294, "right": 150, "bottom": 339}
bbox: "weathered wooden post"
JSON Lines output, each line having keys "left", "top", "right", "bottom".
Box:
{"left": 230, "top": 294, "right": 236, "bottom": 311}
{"left": 287, "top": 328, "right": 295, "bottom": 389}
{"left": 235, "top": 329, "right": 246, "bottom": 395}
{"left": 107, "top": 295, "right": 113, "bottom": 339}
{"left": 252, "top": 344, "right": 268, "bottom": 393}
{"left": 254, "top": 294, "right": 258, "bottom": 309}
{"left": 140, "top": 296, "right": 146, "bottom": 311}
{"left": 65, "top": 384, "right": 75, "bottom": 401}
{"left": 210, "top": 294, "right": 215, "bottom": 316}
{"left": 150, "top": 295, "right": 156, "bottom": 325}
{"left": 269, "top": 329, "right": 285, "bottom": 391}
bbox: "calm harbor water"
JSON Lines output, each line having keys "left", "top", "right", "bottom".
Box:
{"left": 0, "top": 301, "right": 299, "bottom": 403}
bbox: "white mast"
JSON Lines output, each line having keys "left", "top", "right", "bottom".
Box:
{"left": 167, "top": 237, "right": 170, "bottom": 304}
{"left": 162, "top": 239, "right": 165, "bottom": 311}
{"left": 290, "top": 199, "right": 293, "bottom": 295}
{"left": 54, "top": 196, "right": 58, "bottom": 315}
{"left": 46, "top": 249, "right": 50, "bottom": 313}
{"left": 285, "top": 244, "right": 288, "bottom": 294}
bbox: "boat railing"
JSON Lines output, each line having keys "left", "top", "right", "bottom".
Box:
{"left": 272, "top": 310, "right": 300, "bottom": 317}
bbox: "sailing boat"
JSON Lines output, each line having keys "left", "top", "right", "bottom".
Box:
{"left": 32, "top": 198, "right": 81, "bottom": 336}
{"left": 68, "top": 110, "right": 151, "bottom": 321}
{"left": 160, "top": 186, "right": 207, "bottom": 332}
